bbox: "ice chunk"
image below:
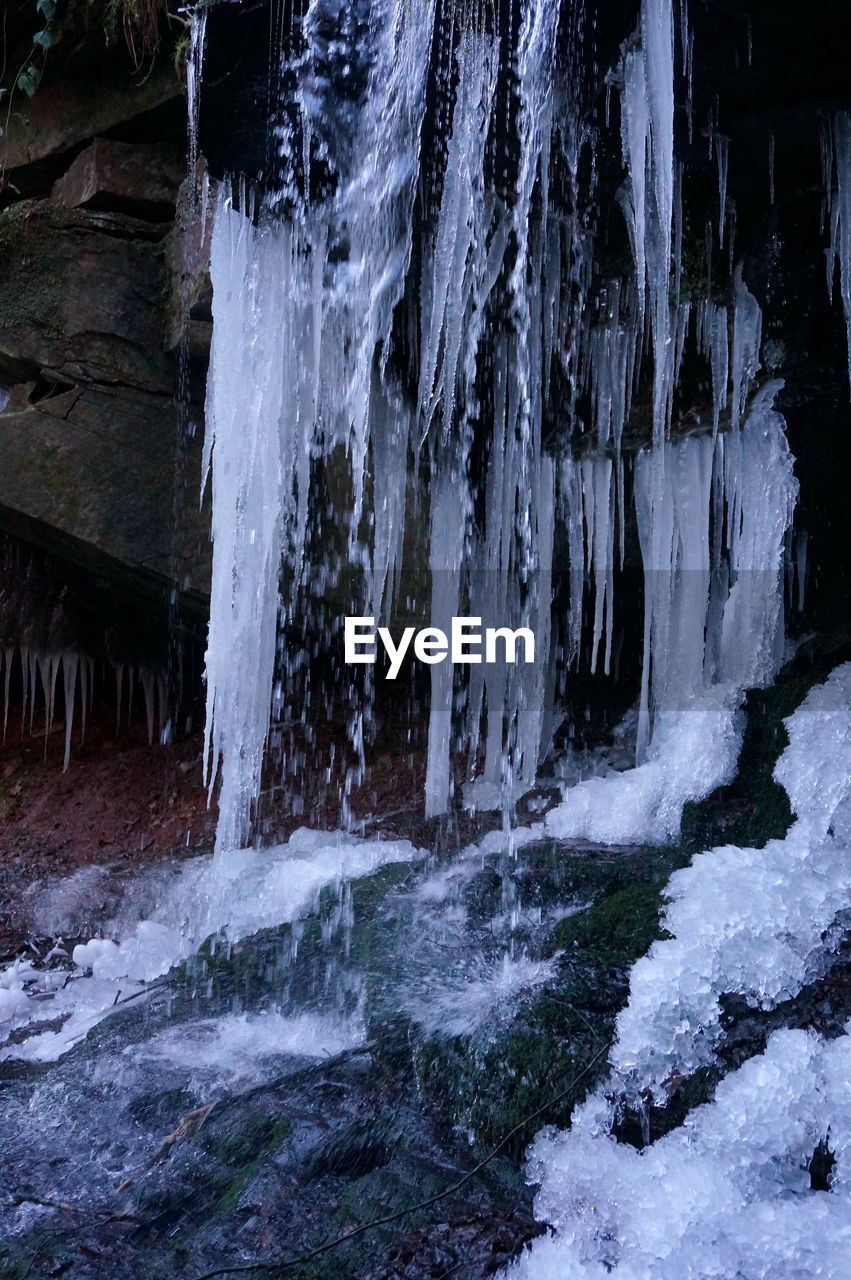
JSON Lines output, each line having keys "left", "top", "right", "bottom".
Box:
{"left": 509, "top": 1028, "right": 851, "bottom": 1280}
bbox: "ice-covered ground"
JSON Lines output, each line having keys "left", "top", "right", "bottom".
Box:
{"left": 512, "top": 1027, "right": 851, "bottom": 1280}
{"left": 506, "top": 663, "right": 851, "bottom": 1278}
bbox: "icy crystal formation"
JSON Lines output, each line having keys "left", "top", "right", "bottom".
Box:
{"left": 547, "top": 382, "right": 796, "bottom": 844}
{"left": 506, "top": 664, "right": 851, "bottom": 1279}
{"left": 203, "top": 198, "right": 324, "bottom": 854}
{"left": 202, "top": 0, "right": 574, "bottom": 834}
{"left": 510, "top": 1027, "right": 851, "bottom": 1280}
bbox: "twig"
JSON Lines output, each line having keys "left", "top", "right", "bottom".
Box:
{"left": 116, "top": 1102, "right": 216, "bottom": 1192}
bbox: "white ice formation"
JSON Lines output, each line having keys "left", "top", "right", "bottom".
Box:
{"left": 506, "top": 662, "right": 851, "bottom": 1279}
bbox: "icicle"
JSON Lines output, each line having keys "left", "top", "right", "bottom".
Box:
{"left": 679, "top": 0, "right": 693, "bottom": 143}
{"left": 157, "top": 675, "right": 169, "bottom": 745}
{"left": 62, "top": 653, "right": 78, "bottom": 772}
{"left": 44, "top": 655, "right": 59, "bottom": 759}
{"left": 140, "top": 668, "right": 156, "bottom": 746}
{"left": 716, "top": 134, "right": 729, "bottom": 248}
{"left": 203, "top": 196, "right": 325, "bottom": 854}
{"left": 518, "top": 455, "right": 556, "bottom": 782}
{"left": 673, "top": 160, "right": 684, "bottom": 305}
{"left": 584, "top": 456, "right": 615, "bottom": 676}
{"left": 562, "top": 450, "right": 616, "bottom": 678}
{"left": 424, "top": 452, "right": 466, "bottom": 819}
{"left": 186, "top": 8, "right": 207, "bottom": 188}
{"left": 586, "top": 283, "right": 639, "bottom": 454}
{"left": 562, "top": 454, "right": 585, "bottom": 667}
{"left": 416, "top": 32, "right": 499, "bottom": 444}
{"left": 369, "top": 374, "right": 411, "bottom": 622}
{"left": 726, "top": 200, "right": 736, "bottom": 271}
{"left": 768, "top": 131, "right": 775, "bottom": 204}
{"left": 828, "top": 112, "right": 851, "bottom": 393}
{"left": 114, "top": 664, "right": 124, "bottom": 736}
{"left": 28, "top": 651, "right": 37, "bottom": 735}
{"left": 619, "top": 0, "right": 676, "bottom": 442}
{"left": 80, "top": 656, "right": 91, "bottom": 744}
{"left": 796, "top": 528, "right": 808, "bottom": 612}
{"left": 730, "top": 267, "right": 762, "bottom": 430}
{"left": 697, "top": 300, "right": 729, "bottom": 436}
{"left": 2, "top": 646, "right": 12, "bottom": 742}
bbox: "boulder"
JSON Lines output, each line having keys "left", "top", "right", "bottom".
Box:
{"left": 0, "top": 382, "right": 210, "bottom": 599}
{"left": 51, "top": 138, "right": 185, "bottom": 221}
{"left": 0, "top": 200, "right": 173, "bottom": 392}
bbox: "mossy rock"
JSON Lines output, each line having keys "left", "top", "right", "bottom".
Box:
{"left": 552, "top": 882, "right": 668, "bottom": 971}
{"left": 199, "top": 1102, "right": 292, "bottom": 1169}
{"left": 681, "top": 627, "right": 851, "bottom": 854}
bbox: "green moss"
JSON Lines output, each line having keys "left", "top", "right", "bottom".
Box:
{"left": 202, "top": 1106, "right": 292, "bottom": 1167}
{"left": 552, "top": 882, "right": 668, "bottom": 969}
{"left": 208, "top": 1111, "right": 293, "bottom": 1214}
{"left": 681, "top": 631, "right": 851, "bottom": 854}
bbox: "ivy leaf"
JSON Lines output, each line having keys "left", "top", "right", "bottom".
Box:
{"left": 34, "top": 28, "right": 55, "bottom": 48}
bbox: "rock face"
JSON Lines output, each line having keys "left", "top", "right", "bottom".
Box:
{"left": 0, "top": 6, "right": 211, "bottom": 667}
{"left": 1, "top": 63, "right": 182, "bottom": 177}
{"left": 0, "top": 202, "right": 173, "bottom": 390}
{"left": 51, "top": 138, "right": 185, "bottom": 221}
{"left": 0, "top": 382, "right": 205, "bottom": 590}
{"left": 0, "top": 200, "right": 210, "bottom": 605}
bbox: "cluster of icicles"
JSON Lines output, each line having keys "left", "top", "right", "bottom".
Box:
{"left": 198, "top": 0, "right": 849, "bottom": 852}
{"left": 0, "top": 647, "right": 168, "bottom": 769}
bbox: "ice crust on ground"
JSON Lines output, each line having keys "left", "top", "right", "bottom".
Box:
{"left": 509, "top": 1027, "right": 851, "bottom": 1280}
{"left": 504, "top": 663, "right": 851, "bottom": 1279}
{"left": 0, "top": 828, "right": 424, "bottom": 1062}
{"left": 612, "top": 661, "right": 851, "bottom": 1092}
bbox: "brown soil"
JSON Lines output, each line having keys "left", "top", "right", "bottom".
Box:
{"left": 0, "top": 703, "right": 215, "bottom": 959}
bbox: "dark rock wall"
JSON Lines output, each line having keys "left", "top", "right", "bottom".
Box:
{"left": 0, "top": 7, "right": 211, "bottom": 681}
